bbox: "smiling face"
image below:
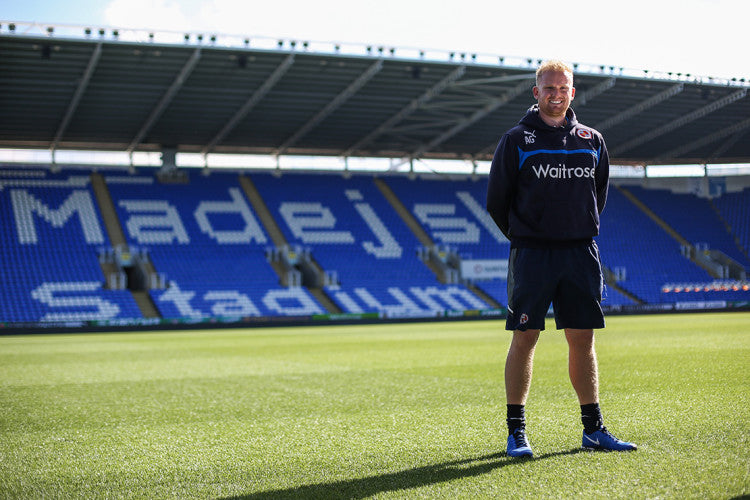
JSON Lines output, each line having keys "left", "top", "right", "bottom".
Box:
{"left": 533, "top": 69, "right": 575, "bottom": 127}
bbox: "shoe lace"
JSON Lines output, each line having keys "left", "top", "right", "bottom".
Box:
{"left": 512, "top": 428, "right": 530, "bottom": 448}
{"left": 597, "top": 426, "right": 620, "bottom": 442}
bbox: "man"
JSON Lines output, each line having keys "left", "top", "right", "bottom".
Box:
{"left": 486, "top": 60, "right": 636, "bottom": 458}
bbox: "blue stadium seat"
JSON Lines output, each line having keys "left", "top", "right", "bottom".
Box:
{"left": 106, "top": 169, "right": 324, "bottom": 318}
{"left": 0, "top": 167, "right": 143, "bottom": 323}
{"left": 713, "top": 188, "right": 750, "bottom": 267}
{"left": 628, "top": 186, "right": 750, "bottom": 269}
{"left": 384, "top": 175, "right": 510, "bottom": 308}
{"left": 384, "top": 175, "right": 510, "bottom": 260}
{"left": 2, "top": 164, "right": 747, "bottom": 325}
{"left": 599, "top": 187, "right": 716, "bottom": 303}
{"left": 251, "top": 172, "right": 491, "bottom": 316}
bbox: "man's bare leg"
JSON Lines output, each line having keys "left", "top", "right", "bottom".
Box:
{"left": 505, "top": 329, "right": 541, "bottom": 404}
{"left": 565, "top": 328, "right": 598, "bottom": 405}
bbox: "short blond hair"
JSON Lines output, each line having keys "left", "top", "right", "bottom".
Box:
{"left": 536, "top": 60, "right": 574, "bottom": 86}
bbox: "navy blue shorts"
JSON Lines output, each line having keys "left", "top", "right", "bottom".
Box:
{"left": 505, "top": 241, "right": 605, "bottom": 331}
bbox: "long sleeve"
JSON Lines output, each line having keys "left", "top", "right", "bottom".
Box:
{"left": 595, "top": 137, "right": 610, "bottom": 215}
{"left": 486, "top": 133, "right": 518, "bottom": 239}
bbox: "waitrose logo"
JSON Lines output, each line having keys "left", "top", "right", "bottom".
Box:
{"left": 532, "top": 163, "right": 595, "bottom": 179}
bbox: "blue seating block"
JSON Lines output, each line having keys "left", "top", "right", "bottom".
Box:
{"left": 106, "top": 169, "right": 324, "bottom": 318}
{"left": 251, "top": 172, "right": 491, "bottom": 314}
{"left": 384, "top": 176, "right": 511, "bottom": 308}
{"left": 713, "top": 188, "right": 750, "bottom": 267}
{"left": 385, "top": 176, "right": 510, "bottom": 260}
{"left": 628, "top": 186, "right": 749, "bottom": 269}
{"left": 2, "top": 164, "right": 746, "bottom": 323}
{"left": 0, "top": 167, "right": 143, "bottom": 323}
{"left": 599, "top": 188, "right": 715, "bottom": 303}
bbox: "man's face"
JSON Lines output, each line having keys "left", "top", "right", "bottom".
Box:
{"left": 533, "top": 70, "right": 575, "bottom": 124}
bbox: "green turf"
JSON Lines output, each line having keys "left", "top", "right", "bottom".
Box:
{"left": 0, "top": 312, "right": 748, "bottom": 499}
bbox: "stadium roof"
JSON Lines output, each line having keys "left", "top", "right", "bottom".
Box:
{"left": 2, "top": 22, "right": 750, "bottom": 167}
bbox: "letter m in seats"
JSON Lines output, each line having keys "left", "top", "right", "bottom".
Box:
{"left": 10, "top": 189, "right": 104, "bottom": 244}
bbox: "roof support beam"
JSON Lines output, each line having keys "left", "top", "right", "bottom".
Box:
{"left": 274, "top": 59, "right": 383, "bottom": 156}
{"left": 575, "top": 77, "right": 616, "bottom": 106}
{"left": 419, "top": 97, "right": 492, "bottom": 111}
{"left": 392, "top": 78, "right": 533, "bottom": 170}
{"left": 342, "top": 66, "right": 467, "bottom": 157}
{"left": 594, "top": 83, "right": 684, "bottom": 132}
{"left": 449, "top": 72, "right": 536, "bottom": 88}
{"left": 611, "top": 88, "right": 747, "bottom": 156}
{"left": 388, "top": 120, "right": 458, "bottom": 135}
{"left": 709, "top": 127, "right": 749, "bottom": 160}
{"left": 202, "top": 54, "right": 295, "bottom": 156}
{"left": 126, "top": 47, "right": 201, "bottom": 154}
{"left": 657, "top": 115, "right": 750, "bottom": 160}
{"left": 50, "top": 42, "right": 102, "bottom": 152}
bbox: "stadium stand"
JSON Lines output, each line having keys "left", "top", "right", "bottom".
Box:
{"left": 626, "top": 186, "right": 750, "bottom": 270}
{"left": 0, "top": 167, "right": 142, "bottom": 323}
{"left": 382, "top": 175, "right": 510, "bottom": 307}
{"left": 383, "top": 175, "right": 640, "bottom": 308}
{"left": 713, "top": 187, "right": 750, "bottom": 266}
{"left": 105, "top": 169, "right": 325, "bottom": 319}
{"left": 598, "top": 187, "right": 722, "bottom": 303}
{"left": 249, "top": 172, "right": 490, "bottom": 317}
{"left": 383, "top": 176, "right": 508, "bottom": 259}
{"left": 1, "top": 165, "right": 748, "bottom": 326}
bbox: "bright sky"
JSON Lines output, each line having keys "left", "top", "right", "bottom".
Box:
{"left": 3, "top": 0, "right": 748, "bottom": 82}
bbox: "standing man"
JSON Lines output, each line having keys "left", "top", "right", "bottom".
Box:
{"left": 486, "top": 60, "right": 636, "bottom": 457}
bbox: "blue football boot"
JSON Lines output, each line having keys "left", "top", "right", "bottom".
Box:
{"left": 582, "top": 427, "right": 637, "bottom": 451}
{"left": 507, "top": 428, "right": 533, "bottom": 457}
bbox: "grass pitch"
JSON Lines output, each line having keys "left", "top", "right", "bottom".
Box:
{"left": 0, "top": 312, "right": 748, "bottom": 499}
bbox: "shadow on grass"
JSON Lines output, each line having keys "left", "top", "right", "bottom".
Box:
{"left": 226, "top": 448, "right": 583, "bottom": 499}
